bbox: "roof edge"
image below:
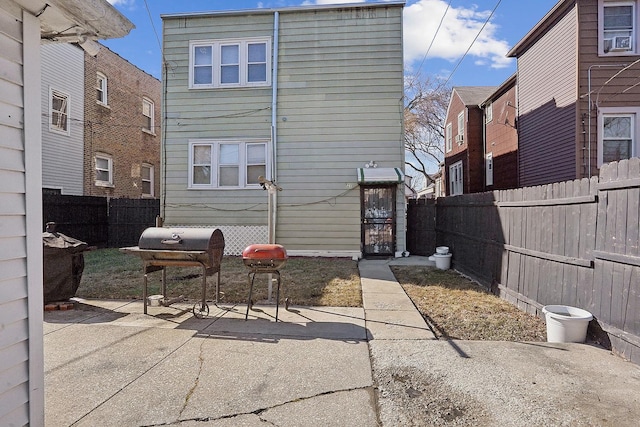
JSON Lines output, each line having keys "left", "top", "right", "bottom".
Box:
{"left": 161, "top": 1, "right": 405, "bottom": 20}
{"left": 507, "top": 0, "right": 574, "bottom": 58}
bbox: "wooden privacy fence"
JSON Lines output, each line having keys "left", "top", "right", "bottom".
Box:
{"left": 43, "top": 195, "right": 160, "bottom": 247}
{"left": 407, "top": 158, "right": 640, "bottom": 363}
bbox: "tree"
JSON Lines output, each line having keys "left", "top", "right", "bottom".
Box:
{"left": 404, "top": 74, "right": 451, "bottom": 191}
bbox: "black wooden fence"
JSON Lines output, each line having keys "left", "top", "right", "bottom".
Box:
{"left": 407, "top": 158, "right": 640, "bottom": 364}
{"left": 43, "top": 195, "right": 160, "bottom": 247}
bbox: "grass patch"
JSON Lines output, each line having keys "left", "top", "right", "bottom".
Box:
{"left": 79, "top": 248, "right": 362, "bottom": 307}
{"left": 391, "top": 266, "right": 547, "bottom": 342}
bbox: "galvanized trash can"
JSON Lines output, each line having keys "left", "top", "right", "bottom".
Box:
{"left": 42, "top": 222, "right": 89, "bottom": 304}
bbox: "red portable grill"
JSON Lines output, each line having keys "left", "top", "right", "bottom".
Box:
{"left": 242, "top": 244, "right": 288, "bottom": 321}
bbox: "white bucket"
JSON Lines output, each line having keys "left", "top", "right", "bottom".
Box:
{"left": 542, "top": 305, "right": 593, "bottom": 343}
{"left": 433, "top": 253, "right": 452, "bottom": 270}
{"left": 148, "top": 295, "right": 164, "bottom": 307}
{"left": 436, "top": 246, "right": 449, "bottom": 254}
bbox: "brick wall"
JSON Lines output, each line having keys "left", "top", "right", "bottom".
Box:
{"left": 83, "top": 44, "right": 161, "bottom": 199}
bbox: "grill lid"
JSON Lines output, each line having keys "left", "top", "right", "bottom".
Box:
{"left": 139, "top": 227, "right": 223, "bottom": 252}
{"left": 242, "top": 244, "right": 288, "bottom": 269}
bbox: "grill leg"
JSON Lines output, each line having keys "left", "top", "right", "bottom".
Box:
{"left": 215, "top": 270, "right": 221, "bottom": 304}
{"left": 275, "top": 270, "right": 282, "bottom": 321}
{"left": 200, "top": 264, "right": 207, "bottom": 311}
{"left": 143, "top": 270, "right": 148, "bottom": 315}
{"left": 245, "top": 272, "right": 257, "bottom": 320}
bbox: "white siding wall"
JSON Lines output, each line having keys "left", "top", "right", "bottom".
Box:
{"left": 41, "top": 43, "right": 85, "bottom": 195}
{"left": 0, "top": 5, "right": 44, "bottom": 426}
{"left": 163, "top": 4, "right": 405, "bottom": 254}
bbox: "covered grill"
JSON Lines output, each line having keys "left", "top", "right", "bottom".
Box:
{"left": 242, "top": 244, "right": 288, "bottom": 321}
{"left": 120, "top": 227, "right": 224, "bottom": 317}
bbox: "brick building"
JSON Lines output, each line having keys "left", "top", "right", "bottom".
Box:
{"left": 83, "top": 43, "right": 161, "bottom": 198}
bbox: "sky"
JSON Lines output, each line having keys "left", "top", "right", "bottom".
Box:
{"left": 103, "top": 0, "right": 560, "bottom": 88}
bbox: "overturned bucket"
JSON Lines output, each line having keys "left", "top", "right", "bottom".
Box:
{"left": 542, "top": 305, "right": 593, "bottom": 343}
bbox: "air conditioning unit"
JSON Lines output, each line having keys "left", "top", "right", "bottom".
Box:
{"left": 605, "top": 36, "right": 632, "bottom": 52}
{"left": 455, "top": 134, "right": 464, "bottom": 144}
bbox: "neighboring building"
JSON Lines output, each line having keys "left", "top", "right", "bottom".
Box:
{"left": 0, "top": 1, "right": 132, "bottom": 424}
{"left": 161, "top": 2, "right": 406, "bottom": 258}
{"left": 507, "top": 0, "right": 640, "bottom": 187}
{"left": 41, "top": 43, "right": 85, "bottom": 195}
{"left": 40, "top": 42, "right": 161, "bottom": 199}
{"left": 481, "top": 74, "right": 519, "bottom": 191}
{"left": 84, "top": 43, "right": 161, "bottom": 198}
{"left": 443, "top": 86, "right": 495, "bottom": 196}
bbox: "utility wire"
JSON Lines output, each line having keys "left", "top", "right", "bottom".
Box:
{"left": 439, "top": 0, "right": 503, "bottom": 88}
{"left": 415, "top": 0, "right": 452, "bottom": 77}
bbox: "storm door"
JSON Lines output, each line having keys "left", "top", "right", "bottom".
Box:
{"left": 361, "top": 185, "right": 396, "bottom": 257}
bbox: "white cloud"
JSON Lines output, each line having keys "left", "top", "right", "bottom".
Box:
{"left": 107, "top": 0, "right": 132, "bottom": 5}
{"left": 404, "top": 0, "right": 512, "bottom": 71}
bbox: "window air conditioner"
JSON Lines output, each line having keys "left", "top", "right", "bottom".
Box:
{"left": 605, "top": 36, "right": 632, "bottom": 52}
{"left": 455, "top": 134, "right": 464, "bottom": 144}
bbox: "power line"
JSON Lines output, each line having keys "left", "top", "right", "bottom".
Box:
{"left": 415, "top": 0, "right": 452, "bottom": 77}
{"left": 439, "top": 0, "right": 503, "bottom": 88}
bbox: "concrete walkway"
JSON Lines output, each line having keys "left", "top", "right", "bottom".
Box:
{"left": 43, "top": 257, "right": 640, "bottom": 426}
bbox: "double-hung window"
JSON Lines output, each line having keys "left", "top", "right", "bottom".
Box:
{"left": 190, "top": 37, "right": 271, "bottom": 89}
{"left": 445, "top": 123, "right": 452, "bottom": 152}
{"left": 96, "top": 72, "right": 107, "bottom": 105}
{"left": 598, "top": 108, "right": 638, "bottom": 165}
{"left": 449, "top": 161, "right": 463, "bottom": 196}
{"left": 600, "top": 1, "right": 636, "bottom": 54}
{"left": 141, "top": 163, "right": 154, "bottom": 197}
{"left": 50, "top": 88, "right": 70, "bottom": 135}
{"left": 189, "top": 139, "right": 268, "bottom": 189}
{"left": 95, "top": 154, "right": 113, "bottom": 187}
{"left": 457, "top": 111, "right": 464, "bottom": 145}
{"left": 143, "top": 97, "right": 154, "bottom": 133}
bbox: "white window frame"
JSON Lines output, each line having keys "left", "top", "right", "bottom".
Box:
{"left": 457, "top": 111, "right": 464, "bottom": 145}
{"left": 142, "top": 97, "right": 154, "bottom": 134}
{"left": 485, "top": 103, "right": 493, "bottom": 123}
{"left": 445, "top": 123, "right": 452, "bottom": 153}
{"left": 486, "top": 152, "right": 494, "bottom": 186}
{"left": 449, "top": 160, "right": 463, "bottom": 196}
{"left": 141, "top": 163, "right": 154, "bottom": 197}
{"left": 188, "top": 139, "right": 269, "bottom": 189}
{"left": 96, "top": 72, "right": 108, "bottom": 106}
{"left": 49, "top": 87, "right": 70, "bottom": 135}
{"left": 597, "top": 107, "right": 639, "bottom": 166}
{"left": 189, "top": 37, "right": 272, "bottom": 89}
{"left": 599, "top": 0, "right": 637, "bottom": 55}
{"left": 95, "top": 154, "right": 113, "bottom": 187}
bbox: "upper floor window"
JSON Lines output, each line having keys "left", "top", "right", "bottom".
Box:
{"left": 95, "top": 153, "right": 113, "bottom": 187}
{"left": 50, "top": 88, "right": 70, "bottom": 135}
{"left": 600, "top": 1, "right": 636, "bottom": 54}
{"left": 445, "top": 123, "right": 452, "bottom": 153}
{"left": 96, "top": 72, "right": 107, "bottom": 105}
{"left": 142, "top": 163, "right": 154, "bottom": 197}
{"left": 485, "top": 103, "right": 493, "bottom": 123}
{"left": 189, "top": 37, "right": 271, "bottom": 89}
{"left": 598, "top": 108, "right": 638, "bottom": 165}
{"left": 188, "top": 139, "right": 268, "bottom": 189}
{"left": 142, "top": 97, "right": 154, "bottom": 133}
{"left": 456, "top": 111, "right": 464, "bottom": 145}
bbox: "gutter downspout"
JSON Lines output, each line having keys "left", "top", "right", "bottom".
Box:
{"left": 270, "top": 11, "right": 280, "bottom": 245}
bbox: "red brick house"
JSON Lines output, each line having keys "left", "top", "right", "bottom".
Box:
{"left": 443, "top": 86, "right": 495, "bottom": 195}
{"left": 83, "top": 43, "right": 161, "bottom": 198}
{"left": 481, "top": 74, "right": 519, "bottom": 191}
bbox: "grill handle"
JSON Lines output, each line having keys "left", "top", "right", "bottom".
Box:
{"left": 161, "top": 238, "right": 183, "bottom": 245}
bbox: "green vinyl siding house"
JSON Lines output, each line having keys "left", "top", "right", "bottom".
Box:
{"left": 161, "top": 2, "right": 406, "bottom": 258}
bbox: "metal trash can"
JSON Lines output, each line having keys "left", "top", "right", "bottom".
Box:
{"left": 42, "top": 222, "right": 89, "bottom": 304}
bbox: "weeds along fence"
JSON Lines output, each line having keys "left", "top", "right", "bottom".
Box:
{"left": 407, "top": 158, "right": 640, "bottom": 364}
{"left": 43, "top": 195, "right": 160, "bottom": 247}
